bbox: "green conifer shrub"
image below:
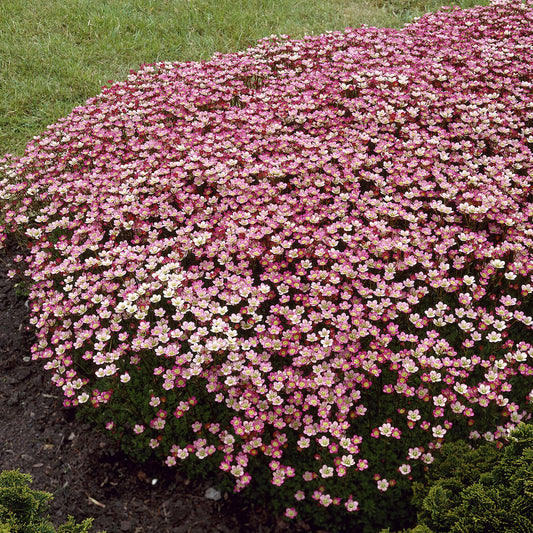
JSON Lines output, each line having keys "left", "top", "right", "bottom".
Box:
{"left": 411, "top": 423, "right": 533, "bottom": 533}
{"left": 0, "top": 470, "right": 102, "bottom": 533}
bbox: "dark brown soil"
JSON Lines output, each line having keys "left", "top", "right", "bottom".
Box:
{"left": 0, "top": 241, "right": 321, "bottom": 533}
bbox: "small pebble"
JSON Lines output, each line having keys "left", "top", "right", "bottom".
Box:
{"left": 204, "top": 487, "right": 222, "bottom": 501}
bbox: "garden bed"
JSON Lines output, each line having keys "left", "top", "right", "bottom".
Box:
{"left": 1, "top": 1, "right": 532, "bottom": 531}
{"left": 0, "top": 240, "right": 311, "bottom": 533}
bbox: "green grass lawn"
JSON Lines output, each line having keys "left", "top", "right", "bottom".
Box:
{"left": 1, "top": 0, "right": 489, "bottom": 157}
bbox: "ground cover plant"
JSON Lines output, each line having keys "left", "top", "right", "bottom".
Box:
{"left": 1, "top": 0, "right": 532, "bottom": 531}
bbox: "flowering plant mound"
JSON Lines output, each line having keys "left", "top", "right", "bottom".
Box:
{"left": 1, "top": 0, "right": 533, "bottom": 530}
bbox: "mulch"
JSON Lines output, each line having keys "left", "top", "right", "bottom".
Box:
{"left": 0, "top": 239, "right": 318, "bottom": 533}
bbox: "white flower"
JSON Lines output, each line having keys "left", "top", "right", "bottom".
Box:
{"left": 490, "top": 259, "right": 505, "bottom": 268}
{"left": 195, "top": 448, "right": 208, "bottom": 459}
{"left": 230, "top": 465, "right": 244, "bottom": 478}
{"left": 125, "top": 303, "right": 137, "bottom": 314}
{"left": 266, "top": 390, "right": 283, "bottom": 405}
{"left": 496, "top": 395, "right": 509, "bottom": 407}
{"left": 408, "top": 447, "right": 422, "bottom": 460}
{"left": 432, "top": 425, "right": 447, "bottom": 438}
{"left": 485, "top": 370, "right": 498, "bottom": 382}
{"left": 433, "top": 394, "right": 447, "bottom": 407}
{"left": 458, "top": 320, "right": 473, "bottom": 332}
{"left": 340, "top": 437, "right": 351, "bottom": 449}
{"left": 451, "top": 401, "right": 465, "bottom": 414}
{"left": 521, "top": 284, "right": 532, "bottom": 295}
{"left": 484, "top": 431, "right": 495, "bottom": 442}
{"left": 421, "top": 453, "right": 434, "bottom": 464}
{"left": 379, "top": 423, "right": 393, "bottom": 437}
{"left": 77, "top": 392, "right": 89, "bottom": 404}
{"left": 341, "top": 455, "right": 355, "bottom": 467}
{"left": 319, "top": 465, "right": 334, "bottom": 478}
{"left": 210, "top": 317, "right": 226, "bottom": 333}
{"left": 429, "top": 371, "right": 442, "bottom": 382}
{"left": 478, "top": 384, "right": 491, "bottom": 395}
{"left": 493, "top": 320, "right": 507, "bottom": 331}
{"left": 407, "top": 409, "right": 421, "bottom": 422}
{"left": 25, "top": 227, "right": 42, "bottom": 239}
{"left": 318, "top": 436, "right": 330, "bottom": 447}
{"left": 403, "top": 359, "right": 419, "bottom": 373}
{"left": 487, "top": 331, "right": 502, "bottom": 343}
{"left": 397, "top": 302, "right": 410, "bottom": 312}
{"left": 398, "top": 464, "right": 411, "bottom": 475}
{"left": 377, "top": 479, "right": 389, "bottom": 491}
{"left": 514, "top": 351, "right": 527, "bottom": 362}
{"left": 297, "top": 437, "right": 310, "bottom": 448}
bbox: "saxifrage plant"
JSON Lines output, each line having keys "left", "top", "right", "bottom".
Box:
{"left": 1, "top": 0, "right": 532, "bottom": 531}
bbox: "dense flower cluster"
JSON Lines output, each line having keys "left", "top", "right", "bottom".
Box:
{"left": 1, "top": 0, "right": 532, "bottom": 524}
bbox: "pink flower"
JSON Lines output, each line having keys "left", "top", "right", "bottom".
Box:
{"left": 284, "top": 508, "right": 297, "bottom": 519}
{"left": 345, "top": 498, "right": 359, "bottom": 512}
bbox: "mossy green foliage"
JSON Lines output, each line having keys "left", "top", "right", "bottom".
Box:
{"left": 0, "top": 471, "right": 102, "bottom": 533}
{"left": 411, "top": 423, "right": 533, "bottom": 533}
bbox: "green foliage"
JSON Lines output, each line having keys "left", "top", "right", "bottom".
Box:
{"left": 0, "top": 471, "right": 102, "bottom": 533}
{"left": 13, "top": 281, "right": 31, "bottom": 300}
{"left": 411, "top": 423, "right": 533, "bottom": 533}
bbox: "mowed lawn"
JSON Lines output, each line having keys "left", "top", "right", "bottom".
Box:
{"left": 1, "top": 0, "right": 490, "bottom": 157}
